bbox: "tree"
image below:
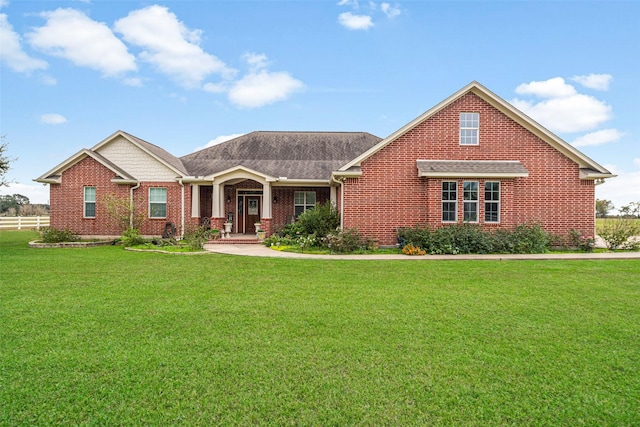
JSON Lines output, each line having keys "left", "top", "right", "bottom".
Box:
{"left": 619, "top": 201, "right": 640, "bottom": 219}
{"left": 595, "top": 199, "right": 614, "bottom": 218}
{"left": 103, "top": 192, "right": 145, "bottom": 233}
{"left": 0, "top": 135, "right": 17, "bottom": 187}
{"left": 0, "top": 194, "right": 30, "bottom": 215}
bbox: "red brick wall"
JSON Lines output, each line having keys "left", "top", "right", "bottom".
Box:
{"left": 343, "top": 92, "right": 595, "bottom": 245}
{"left": 49, "top": 156, "right": 194, "bottom": 236}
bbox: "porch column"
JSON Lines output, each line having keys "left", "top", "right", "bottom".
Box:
{"left": 330, "top": 186, "right": 337, "bottom": 205}
{"left": 191, "top": 184, "right": 199, "bottom": 218}
{"left": 262, "top": 183, "right": 272, "bottom": 218}
{"left": 212, "top": 183, "right": 222, "bottom": 218}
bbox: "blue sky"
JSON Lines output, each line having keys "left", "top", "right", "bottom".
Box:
{"left": 1, "top": 0, "right": 638, "bottom": 209}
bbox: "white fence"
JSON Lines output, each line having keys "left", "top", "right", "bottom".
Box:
{"left": 0, "top": 216, "right": 50, "bottom": 230}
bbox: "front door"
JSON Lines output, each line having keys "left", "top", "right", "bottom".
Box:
{"left": 240, "top": 196, "right": 261, "bottom": 233}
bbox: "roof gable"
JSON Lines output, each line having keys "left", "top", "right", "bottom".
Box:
{"left": 93, "top": 130, "right": 188, "bottom": 177}
{"left": 340, "top": 81, "right": 613, "bottom": 179}
{"left": 34, "top": 149, "right": 137, "bottom": 184}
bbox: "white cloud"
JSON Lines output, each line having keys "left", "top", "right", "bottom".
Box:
{"left": 597, "top": 165, "right": 640, "bottom": 208}
{"left": 243, "top": 52, "right": 269, "bottom": 71}
{"left": 571, "top": 73, "right": 612, "bottom": 91}
{"left": 202, "top": 82, "right": 227, "bottom": 93}
{"left": 0, "top": 14, "right": 48, "bottom": 73}
{"left": 26, "top": 8, "right": 136, "bottom": 77}
{"left": 515, "top": 77, "right": 576, "bottom": 98}
{"left": 512, "top": 77, "right": 613, "bottom": 133}
{"left": 572, "top": 128, "right": 625, "bottom": 148}
{"left": 40, "top": 113, "right": 67, "bottom": 125}
{"left": 381, "top": 3, "right": 401, "bottom": 18}
{"left": 228, "top": 70, "right": 305, "bottom": 108}
{"left": 122, "top": 77, "right": 142, "bottom": 87}
{"left": 0, "top": 1, "right": 8, "bottom": 9}
{"left": 114, "top": 5, "right": 235, "bottom": 88}
{"left": 338, "top": 12, "right": 374, "bottom": 30}
{"left": 634, "top": 158, "right": 640, "bottom": 168}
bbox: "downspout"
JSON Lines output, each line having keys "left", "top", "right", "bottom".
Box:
{"left": 178, "top": 179, "right": 185, "bottom": 240}
{"left": 129, "top": 182, "right": 140, "bottom": 230}
{"left": 331, "top": 175, "right": 345, "bottom": 231}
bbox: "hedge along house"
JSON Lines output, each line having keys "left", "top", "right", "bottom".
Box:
{"left": 35, "top": 81, "right": 614, "bottom": 244}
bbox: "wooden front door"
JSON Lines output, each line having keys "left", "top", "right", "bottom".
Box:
{"left": 245, "top": 196, "right": 260, "bottom": 233}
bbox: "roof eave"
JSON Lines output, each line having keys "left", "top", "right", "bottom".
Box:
{"left": 579, "top": 171, "right": 617, "bottom": 180}
{"left": 419, "top": 172, "right": 529, "bottom": 178}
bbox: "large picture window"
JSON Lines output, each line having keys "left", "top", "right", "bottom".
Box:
{"left": 484, "top": 181, "right": 500, "bottom": 223}
{"left": 84, "top": 186, "right": 96, "bottom": 218}
{"left": 149, "top": 187, "right": 167, "bottom": 218}
{"left": 460, "top": 112, "right": 479, "bottom": 145}
{"left": 441, "top": 181, "right": 457, "bottom": 222}
{"left": 463, "top": 181, "right": 479, "bottom": 222}
{"left": 294, "top": 191, "right": 316, "bottom": 217}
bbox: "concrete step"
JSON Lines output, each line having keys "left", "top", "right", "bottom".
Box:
{"left": 208, "top": 237, "right": 261, "bottom": 245}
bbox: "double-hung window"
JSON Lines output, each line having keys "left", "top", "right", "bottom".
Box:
{"left": 84, "top": 186, "right": 96, "bottom": 218}
{"left": 294, "top": 191, "right": 316, "bottom": 217}
{"left": 460, "top": 113, "right": 479, "bottom": 145}
{"left": 484, "top": 182, "right": 500, "bottom": 223}
{"left": 442, "top": 182, "right": 457, "bottom": 222}
{"left": 149, "top": 187, "right": 167, "bottom": 218}
{"left": 463, "top": 181, "right": 479, "bottom": 222}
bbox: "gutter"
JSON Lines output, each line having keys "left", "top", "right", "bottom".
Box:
{"left": 331, "top": 175, "right": 345, "bottom": 231}
{"left": 178, "top": 179, "right": 185, "bottom": 240}
{"left": 129, "top": 182, "right": 140, "bottom": 229}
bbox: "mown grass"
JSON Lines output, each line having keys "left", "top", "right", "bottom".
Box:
{"left": 2, "top": 230, "right": 639, "bottom": 425}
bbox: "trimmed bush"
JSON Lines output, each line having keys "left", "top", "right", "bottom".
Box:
{"left": 398, "top": 223, "right": 551, "bottom": 255}
{"left": 38, "top": 227, "right": 79, "bottom": 243}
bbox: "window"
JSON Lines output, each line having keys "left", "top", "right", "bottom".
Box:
{"left": 441, "top": 181, "right": 457, "bottom": 222}
{"left": 294, "top": 191, "right": 316, "bottom": 217}
{"left": 84, "top": 186, "right": 96, "bottom": 218}
{"left": 149, "top": 187, "right": 167, "bottom": 218}
{"left": 484, "top": 181, "right": 500, "bottom": 223}
{"left": 460, "top": 112, "right": 479, "bottom": 145}
{"left": 463, "top": 181, "right": 479, "bottom": 222}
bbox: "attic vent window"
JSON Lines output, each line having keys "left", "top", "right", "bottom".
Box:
{"left": 460, "top": 113, "right": 479, "bottom": 145}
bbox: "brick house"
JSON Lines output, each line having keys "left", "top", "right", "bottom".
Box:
{"left": 35, "top": 82, "right": 614, "bottom": 245}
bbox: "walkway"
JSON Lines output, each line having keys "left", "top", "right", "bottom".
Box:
{"left": 203, "top": 243, "right": 640, "bottom": 260}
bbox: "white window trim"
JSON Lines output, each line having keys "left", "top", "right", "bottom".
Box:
{"left": 84, "top": 186, "right": 96, "bottom": 218}
{"left": 463, "top": 181, "right": 479, "bottom": 223}
{"left": 149, "top": 187, "right": 167, "bottom": 219}
{"left": 484, "top": 181, "right": 501, "bottom": 223}
{"left": 441, "top": 181, "right": 458, "bottom": 223}
{"left": 294, "top": 191, "right": 316, "bottom": 217}
{"left": 460, "top": 112, "right": 479, "bottom": 146}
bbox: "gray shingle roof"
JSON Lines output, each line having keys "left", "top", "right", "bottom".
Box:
{"left": 180, "top": 131, "right": 382, "bottom": 180}
{"left": 417, "top": 160, "right": 529, "bottom": 177}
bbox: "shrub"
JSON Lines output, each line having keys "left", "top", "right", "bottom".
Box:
{"left": 402, "top": 243, "right": 426, "bottom": 256}
{"left": 120, "top": 228, "right": 146, "bottom": 247}
{"left": 323, "top": 228, "right": 367, "bottom": 253}
{"left": 296, "top": 202, "right": 340, "bottom": 237}
{"left": 38, "top": 227, "right": 79, "bottom": 243}
{"left": 182, "top": 225, "right": 217, "bottom": 250}
{"left": 398, "top": 223, "right": 551, "bottom": 255}
{"left": 598, "top": 218, "right": 640, "bottom": 251}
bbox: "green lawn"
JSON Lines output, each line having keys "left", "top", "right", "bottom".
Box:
{"left": 2, "top": 230, "right": 639, "bottom": 426}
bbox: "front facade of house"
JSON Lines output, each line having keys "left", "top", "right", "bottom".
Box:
{"left": 36, "top": 82, "right": 614, "bottom": 245}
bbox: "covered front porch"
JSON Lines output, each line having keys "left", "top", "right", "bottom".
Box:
{"left": 189, "top": 167, "right": 334, "bottom": 239}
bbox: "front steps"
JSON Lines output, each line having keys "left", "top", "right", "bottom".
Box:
{"left": 208, "top": 234, "right": 261, "bottom": 245}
